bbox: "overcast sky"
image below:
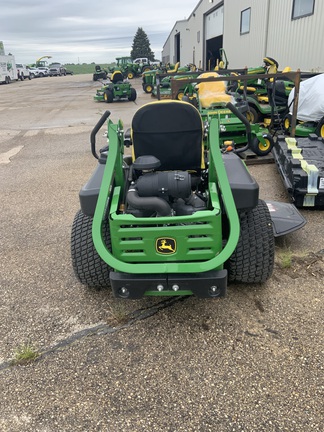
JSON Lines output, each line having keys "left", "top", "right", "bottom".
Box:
{"left": 0, "top": 0, "right": 199, "bottom": 65}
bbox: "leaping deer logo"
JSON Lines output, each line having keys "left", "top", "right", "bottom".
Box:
{"left": 156, "top": 238, "right": 176, "bottom": 254}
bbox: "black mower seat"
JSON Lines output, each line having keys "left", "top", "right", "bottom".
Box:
{"left": 131, "top": 100, "right": 205, "bottom": 171}
{"left": 111, "top": 71, "right": 124, "bottom": 84}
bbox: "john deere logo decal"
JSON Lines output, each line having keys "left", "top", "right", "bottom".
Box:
{"left": 156, "top": 238, "right": 176, "bottom": 254}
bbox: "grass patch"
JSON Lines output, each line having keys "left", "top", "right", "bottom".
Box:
{"left": 11, "top": 342, "right": 40, "bottom": 365}
{"left": 278, "top": 249, "right": 293, "bottom": 269}
{"left": 64, "top": 63, "right": 115, "bottom": 75}
{"left": 107, "top": 302, "right": 130, "bottom": 325}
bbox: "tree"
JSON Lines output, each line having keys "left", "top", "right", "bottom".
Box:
{"left": 130, "top": 27, "right": 155, "bottom": 61}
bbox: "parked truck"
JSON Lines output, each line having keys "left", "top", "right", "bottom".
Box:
{"left": 0, "top": 54, "right": 18, "bottom": 84}
{"left": 16, "top": 63, "right": 32, "bottom": 80}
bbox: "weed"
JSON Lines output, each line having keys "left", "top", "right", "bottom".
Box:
{"left": 107, "top": 302, "right": 130, "bottom": 325}
{"left": 11, "top": 342, "right": 40, "bottom": 365}
{"left": 279, "top": 249, "right": 293, "bottom": 268}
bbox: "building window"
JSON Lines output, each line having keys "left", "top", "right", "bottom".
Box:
{"left": 240, "top": 8, "right": 251, "bottom": 35}
{"left": 197, "top": 31, "right": 200, "bottom": 43}
{"left": 292, "top": 0, "right": 315, "bottom": 19}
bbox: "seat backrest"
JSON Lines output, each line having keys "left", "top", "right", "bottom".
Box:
{"left": 111, "top": 71, "right": 124, "bottom": 83}
{"left": 267, "top": 80, "right": 288, "bottom": 107}
{"left": 267, "top": 64, "right": 277, "bottom": 74}
{"left": 167, "top": 62, "right": 180, "bottom": 74}
{"left": 131, "top": 100, "right": 204, "bottom": 171}
{"left": 196, "top": 72, "right": 233, "bottom": 108}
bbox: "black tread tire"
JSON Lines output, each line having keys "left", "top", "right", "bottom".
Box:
{"left": 143, "top": 83, "right": 153, "bottom": 93}
{"left": 176, "top": 90, "right": 185, "bottom": 101}
{"left": 283, "top": 113, "right": 292, "bottom": 134}
{"left": 246, "top": 106, "right": 260, "bottom": 124}
{"left": 128, "top": 87, "right": 137, "bottom": 101}
{"left": 315, "top": 118, "right": 324, "bottom": 137}
{"left": 104, "top": 89, "right": 114, "bottom": 103}
{"left": 226, "top": 200, "right": 274, "bottom": 284}
{"left": 250, "top": 133, "right": 274, "bottom": 156}
{"left": 71, "top": 210, "right": 112, "bottom": 288}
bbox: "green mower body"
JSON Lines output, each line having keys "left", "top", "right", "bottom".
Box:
{"left": 283, "top": 115, "right": 324, "bottom": 138}
{"left": 180, "top": 72, "right": 275, "bottom": 156}
{"left": 94, "top": 71, "right": 137, "bottom": 103}
{"left": 71, "top": 100, "right": 305, "bottom": 299}
{"left": 93, "top": 65, "right": 108, "bottom": 81}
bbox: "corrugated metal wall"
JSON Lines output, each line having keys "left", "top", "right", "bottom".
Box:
{"left": 266, "top": 0, "right": 324, "bottom": 72}
{"left": 223, "top": 0, "right": 269, "bottom": 69}
{"left": 223, "top": 0, "right": 324, "bottom": 71}
{"left": 162, "top": 0, "right": 324, "bottom": 72}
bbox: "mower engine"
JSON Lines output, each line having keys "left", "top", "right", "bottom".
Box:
{"left": 126, "top": 163, "right": 206, "bottom": 217}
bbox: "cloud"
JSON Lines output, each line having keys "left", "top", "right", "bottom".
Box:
{"left": 0, "top": 0, "right": 198, "bottom": 64}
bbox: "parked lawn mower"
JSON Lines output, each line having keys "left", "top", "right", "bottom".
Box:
{"left": 284, "top": 73, "right": 324, "bottom": 137}
{"left": 180, "top": 72, "right": 275, "bottom": 156}
{"left": 93, "top": 71, "right": 136, "bottom": 103}
{"left": 142, "top": 62, "right": 198, "bottom": 95}
{"left": 225, "top": 56, "right": 292, "bottom": 125}
{"left": 93, "top": 65, "right": 108, "bottom": 81}
{"left": 243, "top": 78, "right": 292, "bottom": 126}
{"left": 241, "top": 56, "right": 279, "bottom": 98}
{"left": 284, "top": 115, "right": 324, "bottom": 137}
{"left": 151, "top": 64, "right": 202, "bottom": 99}
{"left": 71, "top": 99, "right": 306, "bottom": 299}
{"left": 142, "top": 63, "right": 180, "bottom": 94}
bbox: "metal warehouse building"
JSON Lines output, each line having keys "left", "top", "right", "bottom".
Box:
{"left": 162, "top": 0, "right": 323, "bottom": 72}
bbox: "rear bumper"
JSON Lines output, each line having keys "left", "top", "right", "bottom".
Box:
{"left": 110, "top": 269, "right": 227, "bottom": 299}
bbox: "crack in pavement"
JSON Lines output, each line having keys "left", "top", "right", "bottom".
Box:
{"left": 0, "top": 296, "right": 188, "bottom": 372}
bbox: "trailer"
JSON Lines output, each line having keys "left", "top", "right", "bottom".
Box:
{"left": 0, "top": 55, "right": 18, "bottom": 84}
{"left": 273, "top": 135, "right": 324, "bottom": 208}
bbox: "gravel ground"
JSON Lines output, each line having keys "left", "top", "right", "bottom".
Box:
{"left": 0, "top": 74, "right": 323, "bottom": 432}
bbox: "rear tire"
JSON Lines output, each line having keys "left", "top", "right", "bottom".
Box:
{"left": 104, "top": 89, "right": 114, "bottom": 103}
{"left": 143, "top": 83, "right": 153, "bottom": 93}
{"left": 176, "top": 90, "right": 185, "bottom": 101}
{"left": 71, "top": 210, "right": 112, "bottom": 288}
{"left": 226, "top": 200, "right": 274, "bottom": 284}
{"left": 283, "top": 113, "right": 291, "bottom": 134}
{"left": 128, "top": 87, "right": 137, "bottom": 101}
{"left": 315, "top": 118, "right": 324, "bottom": 137}
{"left": 246, "top": 106, "right": 260, "bottom": 123}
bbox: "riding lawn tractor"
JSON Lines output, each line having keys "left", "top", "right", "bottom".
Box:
{"left": 178, "top": 72, "right": 275, "bottom": 156}
{"left": 94, "top": 71, "right": 137, "bottom": 103}
{"left": 71, "top": 99, "right": 305, "bottom": 299}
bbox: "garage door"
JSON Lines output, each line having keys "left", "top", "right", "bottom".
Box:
{"left": 205, "top": 5, "right": 224, "bottom": 39}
